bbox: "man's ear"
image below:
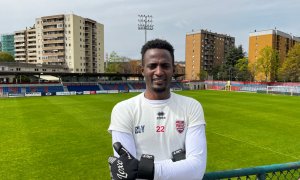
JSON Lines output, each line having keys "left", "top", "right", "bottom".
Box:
{"left": 141, "top": 67, "right": 145, "bottom": 76}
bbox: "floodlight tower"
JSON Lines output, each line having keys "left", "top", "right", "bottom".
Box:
{"left": 138, "top": 15, "right": 154, "bottom": 43}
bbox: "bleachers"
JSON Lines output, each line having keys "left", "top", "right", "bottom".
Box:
{"left": 3, "top": 87, "right": 22, "bottom": 93}
{"left": 67, "top": 85, "right": 100, "bottom": 92}
{"left": 48, "top": 86, "right": 64, "bottom": 93}
{"left": 131, "top": 83, "right": 146, "bottom": 90}
{"left": 101, "top": 84, "right": 118, "bottom": 90}
{"left": 118, "top": 83, "right": 129, "bottom": 91}
{"left": 24, "top": 86, "right": 64, "bottom": 93}
{"left": 100, "top": 83, "right": 130, "bottom": 91}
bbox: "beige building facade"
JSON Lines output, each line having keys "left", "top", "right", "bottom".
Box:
{"left": 14, "top": 30, "right": 27, "bottom": 62}
{"left": 249, "top": 29, "right": 300, "bottom": 81}
{"left": 14, "top": 14, "right": 104, "bottom": 73}
{"left": 185, "top": 30, "right": 235, "bottom": 80}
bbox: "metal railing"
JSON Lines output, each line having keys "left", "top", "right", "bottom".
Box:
{"left": 203, "top": 161, "right": 300, "bottom": 180}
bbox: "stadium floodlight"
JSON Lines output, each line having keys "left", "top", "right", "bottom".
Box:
{"left": 138, "top": 14, "right": 154, "bottom": 43}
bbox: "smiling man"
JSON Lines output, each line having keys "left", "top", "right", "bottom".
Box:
{"left": 108, "top": 39, "right": 207, "bottom": 180}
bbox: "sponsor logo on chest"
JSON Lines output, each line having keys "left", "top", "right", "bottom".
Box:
{"left": 157, "top": 111, "right": 166, "bottom": 120}
{"left": 135, "top": 125, "right": 145, "bottom": 134}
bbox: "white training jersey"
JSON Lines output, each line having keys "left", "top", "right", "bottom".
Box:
{"left": 108, "top": 92, "right": 205, "bottom": 161}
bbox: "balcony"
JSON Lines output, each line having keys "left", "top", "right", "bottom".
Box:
{"left": 42, "top": 20, "right": 64, "bottom": 25}
{"left": 14, "top": 39, "right": 25, "bottom": 43}
{"left": 42, "top": 59, "right": 65, "bottom": 63}
{"left": 43, "top": 27, "right": 64, "bottom": 32}
{"left": 43, "top": 33, "right": 64, "bottom": 38}
{"left": 28, "top": 57, "right": 37, "bottom": 61}
{"left": 15, "top": 57, "right": 26, "bottom": 61}
{"left": 27, "top": 52, "right": 36, "bottom": 56}
{"left": 15, "top": 43, "right": 26, "bottom": 47}
{"left": 43, "top": 39, "right": 64, "bottom": 44}
{"left": 15, "top": 49, "right": 26, "bottom": 52}
{"left": 14, "top": 34, "right": 25, "bottom": 38}
{"left": 42, "top": 52, "right": 64, "bottom": 56}
{"left": 43, "top": 46, "right": 64, "bottom": 50}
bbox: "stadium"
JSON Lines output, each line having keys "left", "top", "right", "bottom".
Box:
{"left": 1, "top": 72, "right": 300, "bottom": 179}
{"left": 1, "top": 1, "right": 300, "bottom": 179}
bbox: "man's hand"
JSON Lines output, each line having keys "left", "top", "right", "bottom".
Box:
{"left": 108, "top": 142, "right": 155, "bottom": 180}
{"left": 108, "top": 142, "right": 139, "bottom": 180}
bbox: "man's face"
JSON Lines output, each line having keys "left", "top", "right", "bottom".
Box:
{"left": 142, "top": 48, "right": 174, "bottom": 94}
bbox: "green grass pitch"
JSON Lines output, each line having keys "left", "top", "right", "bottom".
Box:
{"left": 0, "top": 90, "right": 299, "bottom": 179}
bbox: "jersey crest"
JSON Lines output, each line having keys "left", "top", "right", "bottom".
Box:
{"left": 176, "top": 120, "right": 185, "bottom": 133}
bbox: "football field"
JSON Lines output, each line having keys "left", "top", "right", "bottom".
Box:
{"left": 0, "top": 90, "right": 299, "bottom": 179}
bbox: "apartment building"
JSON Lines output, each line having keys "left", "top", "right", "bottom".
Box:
{"left": 13, "top": 14, "right": 104, "bottom": 73}
{"left": 249, "top": 29, "right": 300, "bottom": 81}
{"left": 185, "top": 29, "right": 235, "bottom": 80}
{"left": 14, "top": 27, "right": 37, "bottom": 63}
{"left": 14, "top": 30, "right": 27, "bottom": 62}
{"left": 26, "top": 28, "right": 37, "bottom": 63}
{"left": 35, "top": 14, "right": 104, "bottom": 73}
{"left": 1, "top": 34, "right": 15, "bottom": 56}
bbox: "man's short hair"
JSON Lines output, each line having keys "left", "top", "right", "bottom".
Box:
{"left": 141, "top": 39, "right": 174, "bottom": 65}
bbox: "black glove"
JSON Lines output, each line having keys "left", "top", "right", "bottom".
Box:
{"left": 171, "top": 149, "right": 186, "bottom": 162}
{"left": 108, "top": 142, "right": 154, "bottom": 180}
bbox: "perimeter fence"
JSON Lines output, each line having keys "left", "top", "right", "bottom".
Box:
{"left": 203, "top": 161, "right": 300, "bottom": 180}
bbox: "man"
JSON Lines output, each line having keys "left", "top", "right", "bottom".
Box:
{"left": 108, "top": 39, "right": 207, "bottom": 180}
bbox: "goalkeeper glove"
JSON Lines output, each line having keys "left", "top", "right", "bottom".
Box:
{"left": 108, "top": 142, "right": 154, "bottom": 180}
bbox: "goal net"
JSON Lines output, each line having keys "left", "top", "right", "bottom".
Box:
{"left": 266, "top": 86, "right": 300, "bottom": 96}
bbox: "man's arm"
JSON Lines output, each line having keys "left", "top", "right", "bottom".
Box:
{"left": 111, "top": 124, "right": 207, "bottom": 180}
{"left": 112, "top": 131, "right": 137, "bottom": 158}
{"left": 154, "top": 125, "right": 207, "bottom": 180}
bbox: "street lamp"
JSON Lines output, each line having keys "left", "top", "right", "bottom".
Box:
{"left": 138, "top": 15, "right": 154, "bottom": 43}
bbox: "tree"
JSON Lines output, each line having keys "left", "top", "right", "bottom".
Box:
{"left": 105, "top": 62, "right": 122, "bottom": 73}
{"left": 128, "top": 60, "right": 142, "bottom": 74}
{"left": 235, "top": 57, "right": 251, "bottom": 81}
{"left": 0, "top": 52, "right": 14, "bottom": 62}
{"left": 198, "top": 70, "right": 208, "bottom": 81}
{"left": 105, "top": 51, "right": 134, "bottom": 73}
{"left": 257, "top": 46, "right": 279, "bottom": 82}
{"left": 248, "top": 61, "right": 258, "bottom": 82}
{"left": 279, "top": 43, "right": 300, "bottom": 82}
{"left": 223, "top": 45, "right": 245, "bottom": 80}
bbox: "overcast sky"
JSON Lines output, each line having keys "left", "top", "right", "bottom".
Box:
{"left": 1, "top": 0, "right": 300, "bottom": 61}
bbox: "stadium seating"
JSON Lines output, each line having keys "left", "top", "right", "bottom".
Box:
{"left": 3, "top": 87, "right": 22, "bottom": 94}
{"left": 66, "top": 85, "right": 100, "bottom": 92}
{"left": 24, "top": 86, "right": 64, "bottom": 93}
{"left": 131, "top": 83, "right": 146, "bottom": 90}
